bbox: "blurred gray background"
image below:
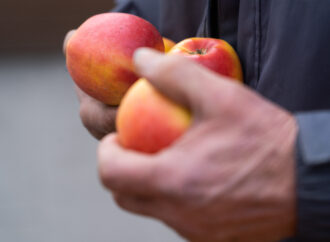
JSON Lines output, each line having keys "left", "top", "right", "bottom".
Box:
{"left": 0, "top": 0, "right": 183, "bottom": 241}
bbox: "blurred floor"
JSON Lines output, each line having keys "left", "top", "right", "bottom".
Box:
{"left": 0, "top": 54, "right": 183, "bottom": 242}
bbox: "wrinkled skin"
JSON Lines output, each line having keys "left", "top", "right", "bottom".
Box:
{"left": 97, "top": 49, "right": 297, "bottom": 242}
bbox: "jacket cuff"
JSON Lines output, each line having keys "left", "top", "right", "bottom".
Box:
{"left": 295, "top": 111, "right": 330, "bottom": 241}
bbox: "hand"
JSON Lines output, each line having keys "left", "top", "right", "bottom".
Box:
{"left": 98, "top": 49, "right": 298, "bottom": 242}
{"left": 64, "top": 30, "right": 117, "bottom": 139}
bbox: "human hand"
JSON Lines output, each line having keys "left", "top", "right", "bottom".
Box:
{"left": 98, "top": 49, "right": 298, "bottom": 242}
{"left": 64, "top": 30, "right": 117, "bottom": 139}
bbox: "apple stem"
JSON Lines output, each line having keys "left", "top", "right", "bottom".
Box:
{"left": 189, "top": 48, "right": 207, "bottom": 55}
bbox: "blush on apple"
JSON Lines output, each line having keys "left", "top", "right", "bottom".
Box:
{"left": 169, "top": 38, "right": 243, "bottom": 82}
{"left": 117, "top": 78, "right": 191, "bottom": 153}
{"left": 66, "top": 13, "right": 164, "bottom": 106}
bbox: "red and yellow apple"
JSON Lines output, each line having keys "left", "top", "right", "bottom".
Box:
{"left": 169, "top": 38, "right": 243, "bottom": 82}
{"left": 117, "top": 78, "right": 191, "bottom": 153}
{"left": 66, "top": 13, "right": 164, "bottom": 105}
{"left": 163, "top": 37, "right": 176, "bottom": 53}
{"left": 117, "top": 37, "right": 243, "bottom": 153}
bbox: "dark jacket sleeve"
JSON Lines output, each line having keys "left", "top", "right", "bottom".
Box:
{"left": 295, "top": 111, "right": 330, "bottom": 241}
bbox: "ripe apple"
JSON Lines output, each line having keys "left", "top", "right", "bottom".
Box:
{"left": 66, "top": 13, "right": 164, "bottom": 105}
{"left": 163, "top": 37, "right": 176, "bottom": 53}
{"left": 117, "top": 78, "right": 191, "bottom": 153}
{"left": 169, "top": 38, "right": 243, "bottom": 82}
{"left": 117, "top": 37, "right": 243, "bottom": 153}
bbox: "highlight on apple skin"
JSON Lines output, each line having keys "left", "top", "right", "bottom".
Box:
{"left": 169, "top": 37, "right": 243, "bottom": 82}
{"left": 116, "top": 78, "right": 191, "bottom": 154}
{"left": 66, "top": 13, "right": 164, "bottom": 106}
{"left": 163, "top": 37, "right": 176, "bottom": 53}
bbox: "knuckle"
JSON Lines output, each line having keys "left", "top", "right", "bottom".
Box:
{"left": 101, "top": 109, "right": 117, "bottom": 133}
{"left": 79, "top": 101, "right": 92, "bottom": 129}
{"left": 99, "top": 162, "right": 119, "bottom": 190}
{"left": 79, "top": 101, "right": 116, "bottom": 139}
{"left": 98, "top": 146, "right": 117, "bottom": 189}
{"left": 113, "top": 194, "right": 134, "bottom": 212}
{"left": 113, "top": 194, "right": 126, "bottom": 208}
{"left": 98, "top": 161, "right": 111, "bottom": 188}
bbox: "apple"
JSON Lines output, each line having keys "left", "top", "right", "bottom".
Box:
{"left": 169, "top": 38, "right": 243, "bottom": 82}
{"left": 117, "top": 37, "right": 243, "bottom": 153}
{"left": 66, "top": 13, "right": 164, "bottom": 106}
{"left": 117, "top": 78, "right": 191, "bottom": 153}
{"left": 163, "top": 37, "right": 176, "bottom": 53}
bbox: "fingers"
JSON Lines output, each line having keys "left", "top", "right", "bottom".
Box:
{"left": 76, "top": 86, "right": 117, "bottom": 140}
{"left": 113, "top": 193, "right": 162, "bottom": 218}
{"left": 133, "top": 48, "right": 237, "bottom": 118}
{"left": 98, "top": 134, "right": 167, "bottom": 196}
{"left": 63, "top": 29, "right": 76, "bottom": 56}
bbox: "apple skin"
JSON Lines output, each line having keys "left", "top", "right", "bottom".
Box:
{"left": 117, "top": 38, "right": 243, "bottom": 153}
{"left": 66, "top": 13, "right": 164, "bottom": 106}
{"left": 169, "top": 38, "right": 243, "bottom": 82}
{"left": 163, "top": 37, "right": 176, "bottom": 53}
{"left": 117, "top": 78, "right": 191, "bottom": 153}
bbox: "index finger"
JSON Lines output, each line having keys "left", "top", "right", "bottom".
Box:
{"left": 98, "top": 134, "right": 168, "bottom": 196}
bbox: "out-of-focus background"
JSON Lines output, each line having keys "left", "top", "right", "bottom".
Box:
{"left": 0, "top": 0, "right": 182, "bottom": 241}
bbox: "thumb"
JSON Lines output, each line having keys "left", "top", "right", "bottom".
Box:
{"left": 133, "top": 48, "right": 234, "bottom": 117}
